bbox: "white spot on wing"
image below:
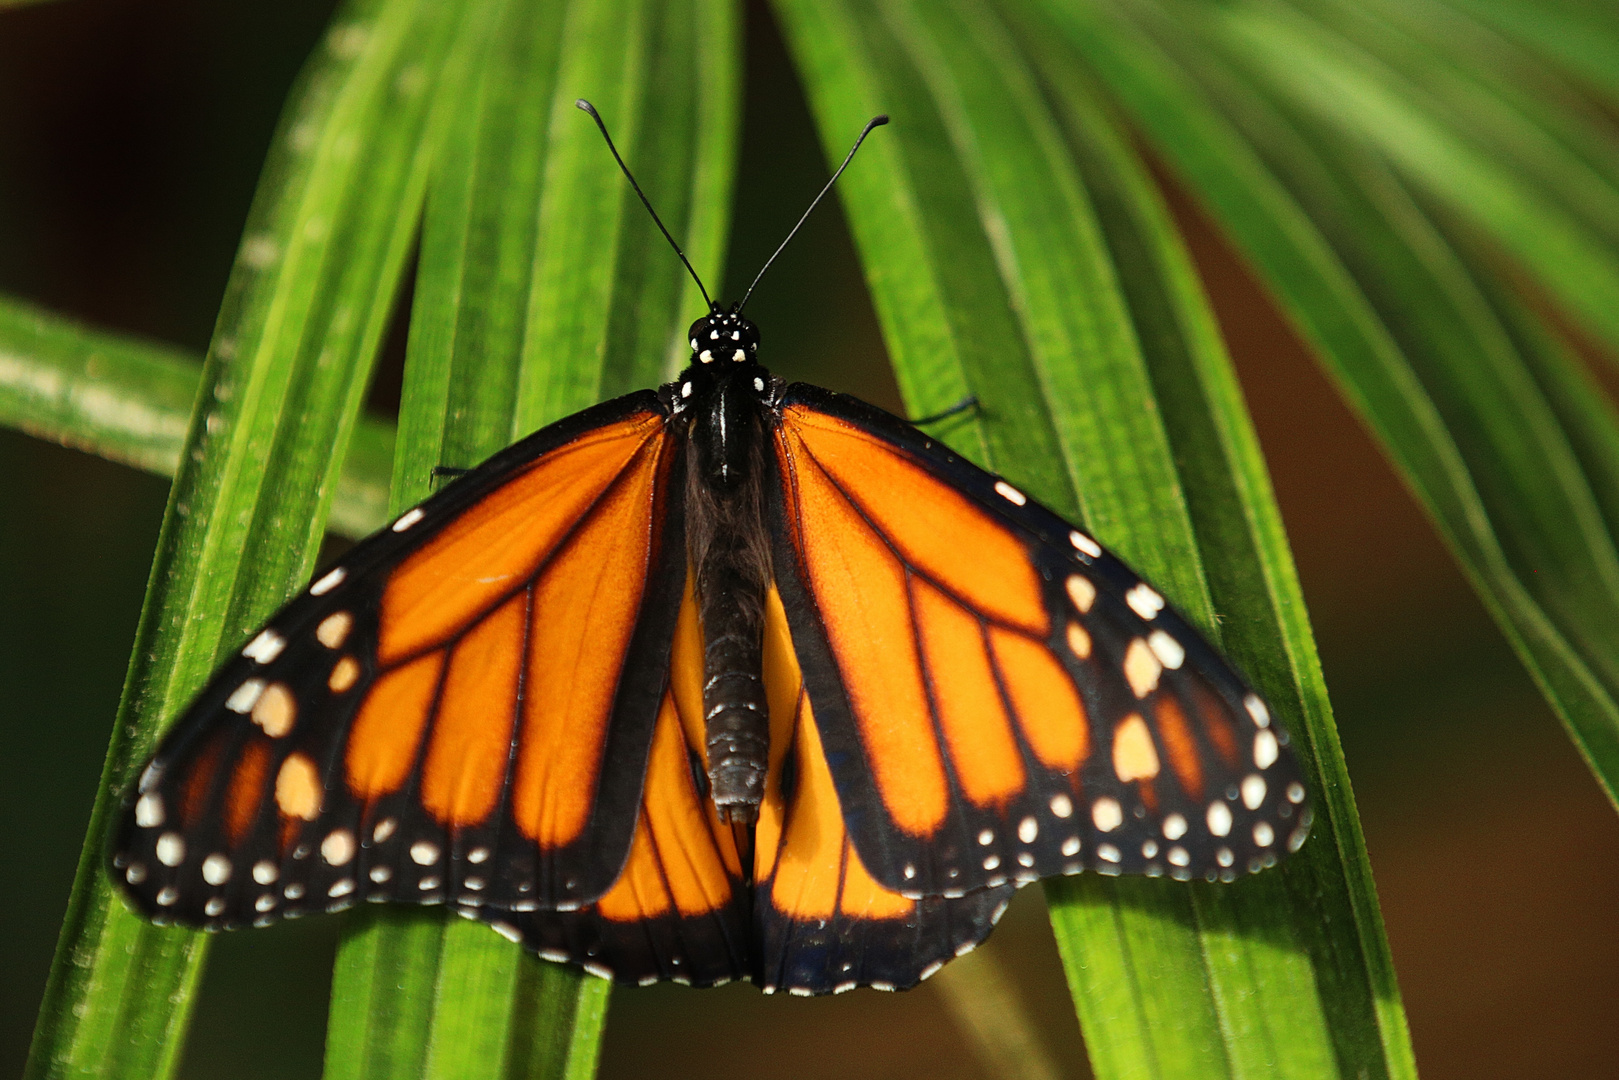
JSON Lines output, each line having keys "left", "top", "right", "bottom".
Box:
{"left": 310, "top": 567, "right": 346, "bottom": 596}
{"left": 1246, "top": 694, "right": 1270, "bottom": 727}
{"left": 1018, "top": 816, "right": 1038, "bottom": 843}
{"left": 135, "top": 794, "right": 164, "bottom": 828}
{"left": 1061, "top": 836, "right": 1080, "bottom": 857}
{"left": 1070, "top": 531, "right": 1102, "bottom": 558}
{"left": 226, "top": 678, "right": 266, "bottom": 714}
{"left": 372, "top": 818, "right": 396, "bottom": 843}
{"left": 202, "top": 854, "right": 231, "bottom": 885}
{"left": 994, "top": 481, "right": 1026, "bottom": 506}
{"left": 1254, "top": 729, "right": 1280, "bottom": 769}
{"left": 1065, "top": 574, "right": 1096, "bottom": 613}
{"left": 410, "top": 840, "right": 440, "bottom": 865}
{"left": 1125, "top": 584, "right": 1166, "bottom": 620}
{"left": 321, "top": 830, "right": 355, "bottom": 866}
{"left": 977, "top": 828, "right": 994, "bottom": 846}
{"left": 243, "top": 629, "right": 286, "bottom": 665}
{"left": 1207, "top": 801, "right": 1233, "bottom": 837}
{"left": 156, "top": 832, "right": 185, "bottom": 867}
{"left": 1253, "top": 821, "right": 1275, "bottom": 847}
{"left": 253, "top": 860, "right": 278, "bottom": 884}
{"left": 391, "top": 507, "right": 425, "bottom": 532}
{"left": 1241, "top": 775, "right": 1267, "bottom": 810}
{"left": 1163, "top": 813, "right": 1188, "bottom": 840}
{"left": 1049, "top": 793, "right": 1073, "bottom": 818}
{"left": 1092, "top": 797, "right": 1123, "bottom": 832}
{"left": 1123, "top": 639, "right": 1162, "bottom": 697}
{"left": 1147, "top": 630, "right": 1185, "bottom": 669}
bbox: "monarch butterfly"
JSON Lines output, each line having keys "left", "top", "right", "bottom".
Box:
{"left": 109, "top": 103, "right": 1310, "bottom": 996}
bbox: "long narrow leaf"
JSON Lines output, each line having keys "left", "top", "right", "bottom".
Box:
{"left": 1011, "top": 15, "right": 1414, "bottom": 1077}
{"left": 0, "top": 294, "right": 394, "bottom": 538}
{"left": 321, "top": 1, "right": 740, "bottom": 1077}
{"left": 771, "top": 1, "right": 1410, "bottom": 1076}
{"left": 1084, "top": 0, "right": 1619, "bottom": 802}
{"left": 1445, "top": 0, "right": 1619, "bottom": 102}
{"left": 25, "top": 1, "right": 466, "bottom": 1077}
{"left": 1203, "top": 0, "right": 1619, "bottom": 354}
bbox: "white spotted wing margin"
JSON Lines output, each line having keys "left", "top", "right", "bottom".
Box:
{"left": 766, "top": 383, "right": 1312, "bottom": 897}
{"left": 107, "top": 390, "right": 684, "bottom": 931}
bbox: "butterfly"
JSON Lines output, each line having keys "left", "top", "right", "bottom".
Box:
{"left": 108, "top": 103, "right": 1311, "bottom": 996}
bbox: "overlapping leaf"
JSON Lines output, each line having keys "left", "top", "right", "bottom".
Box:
{"left": 771, "top": 1, "right": 1410, "bottom": 1076}
{"left": 25, "top": 1, "right": 470, "bottom": 1076}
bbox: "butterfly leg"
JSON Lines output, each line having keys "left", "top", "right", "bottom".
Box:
{"left": 908, "top": 396, "right": 978, "bottom": 427}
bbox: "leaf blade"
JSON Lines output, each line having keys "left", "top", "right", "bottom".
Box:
{"left": 0, "top": 293, "right": 395, "bottom": 538}
{"left": 25, "top": 1, "right": 466, "bottom": 1076}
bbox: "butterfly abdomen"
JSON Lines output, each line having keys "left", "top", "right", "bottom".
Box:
{"left": 685, "top": 374, "right": 774, "bottom": 823}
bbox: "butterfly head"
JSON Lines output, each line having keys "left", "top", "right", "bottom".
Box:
{"left": 688, "top": 308, "right": 761, "bottom": 366}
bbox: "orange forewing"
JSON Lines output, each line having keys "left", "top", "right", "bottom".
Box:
{"left": 512, "top": 437, "right": 667, "bottom": 847}
{"left": 378, "top": 414, "right": 665, "bottom": 663}
{"left": 780, "top": 406, "right": 1046, "bottom": 633}
{"left": 340, "top": 417, "right": 671, "bottom": 847}
{"left": 774, "top": 426, "right": 951, "bottom": 837}
{"left": 345, "top": 653, "right": 443, "bottom": 799}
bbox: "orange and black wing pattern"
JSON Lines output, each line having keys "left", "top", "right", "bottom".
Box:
{"left": 110, "top": 392, "right": 688, "bottom": 927}
{"left": 495, "top": 579, "right": 751, "bottom": 987}
{"left": 767, "top": 385, "right": 1311, "bottom": 898}
{"left": 501, "top": 579, "right": 1007, "bottom": 994}
{"left": 751, "top": 585, "right": 1015, "bottom": 994}
{"left": 108, "top": 373, "right": 1311, "bottom": 997}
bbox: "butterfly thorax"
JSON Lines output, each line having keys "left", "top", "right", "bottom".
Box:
{"left": 676, "top": 309, "right": 777, "bottom": 825}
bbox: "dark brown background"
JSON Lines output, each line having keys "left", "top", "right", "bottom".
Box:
{"left": 2, "top": 2, "right": 1615, "bottom": 1077}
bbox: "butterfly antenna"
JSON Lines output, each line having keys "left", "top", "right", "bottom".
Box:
{"left": 738, "top": 114, "right": 889, "bottom": 313}
{"left": 577, "top": 99, "right": 715, "bottom": 313}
